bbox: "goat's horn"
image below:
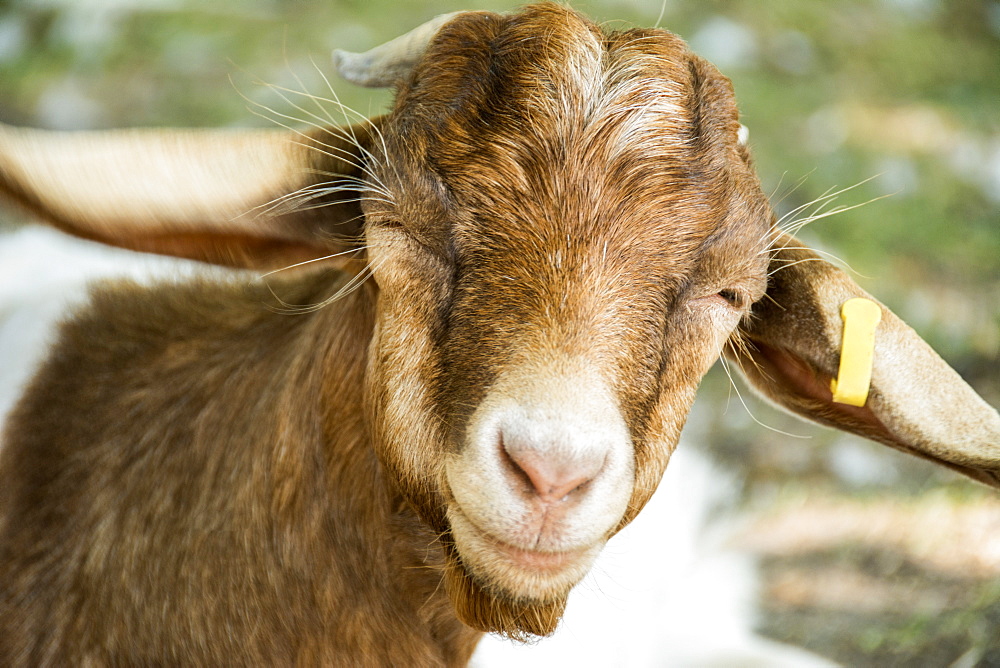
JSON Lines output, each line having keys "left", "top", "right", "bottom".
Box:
{"left": 333, "top": 12, "right": 463, "bottom": 88}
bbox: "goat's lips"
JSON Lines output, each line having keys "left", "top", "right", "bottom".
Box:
{"left": 488, "top": 536, "right": 587, "bottom": 572}
{"left": 446, "top": 506, "right": 600, "bottom": 602}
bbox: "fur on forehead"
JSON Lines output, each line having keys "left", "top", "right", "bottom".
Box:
{"left": 384, "top": 3, "right": 755, "bottom": 268}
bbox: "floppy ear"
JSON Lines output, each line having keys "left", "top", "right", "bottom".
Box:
{"left": 727, "top": 233, "right": 1000, "bottom": 488}
{"left": 0, "top": 120, "right": 383, "bottom": 270}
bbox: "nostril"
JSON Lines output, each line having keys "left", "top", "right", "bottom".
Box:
{"left": 502, "top": 438, "right": 605, "bottom": 503}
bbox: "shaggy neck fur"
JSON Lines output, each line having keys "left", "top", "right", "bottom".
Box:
{"left": 0, "top": 274, "right": 479, "bottom": 666}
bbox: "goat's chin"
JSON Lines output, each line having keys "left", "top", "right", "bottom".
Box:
{"left": 442, "top": 514, "right": 589, "bottom": 639}
{"left": 446, "top": 506, "right": 601, "bottom": 622}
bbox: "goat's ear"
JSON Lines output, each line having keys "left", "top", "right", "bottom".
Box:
{"left": 726, "top": 233, "right": 1000, "bottom": 488}
{"left": 0, "top": 121, "right": 383, "bottom": 270}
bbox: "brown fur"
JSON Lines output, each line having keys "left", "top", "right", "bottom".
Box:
{"left": 0, "top": 3, "right": 996, "bottom": 664}
{"left": 0, "top": 275, "right": 477, "bottom": 664}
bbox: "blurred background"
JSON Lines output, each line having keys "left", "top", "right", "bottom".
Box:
{"left": 0, "top": 0, "right": 998, "bottom": 664}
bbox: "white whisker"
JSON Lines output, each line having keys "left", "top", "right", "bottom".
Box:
{"left": 719, "top": 355, "right": 811, "bottom": 440}
{"left": 256, "top": 246, "right": 368, "bottom": 281}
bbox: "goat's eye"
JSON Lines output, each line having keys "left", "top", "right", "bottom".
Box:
{"left": 370, "top": 216, "right": 405, "bottom": 230}
{"left": 717, "top": 289, "right": 742, "bottom": 307}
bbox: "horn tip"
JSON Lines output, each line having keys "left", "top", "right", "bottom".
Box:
{"left": 332, "top": 49, "right": 380, "bottom": 88}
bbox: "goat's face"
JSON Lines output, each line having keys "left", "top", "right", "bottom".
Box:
{"left": 361, "top": 5, "right": 771, "bottom": 633}
{"left": 1, "top": 0, "right": 997, "bottom": 646}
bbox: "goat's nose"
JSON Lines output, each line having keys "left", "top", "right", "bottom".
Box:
{"left": 503, "top": 437, "right": 606, "bottom": 503}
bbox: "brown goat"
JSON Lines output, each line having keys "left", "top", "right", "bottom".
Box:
{"left": 0, "top": 4, "right": 997, "bottom": 665}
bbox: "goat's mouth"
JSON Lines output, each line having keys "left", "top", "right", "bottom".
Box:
{"left": 447, "top": 505, "right": 602, "bottom": 603}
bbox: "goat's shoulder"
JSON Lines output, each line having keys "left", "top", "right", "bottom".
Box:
{"left": 0, "top": 268, "right": 402, "bottom": 663}
{"left": 0, "top": 270, "right": 325, "bottom": 520}
{"left": 1, "top": 267, "right": 361, "bottom": 494}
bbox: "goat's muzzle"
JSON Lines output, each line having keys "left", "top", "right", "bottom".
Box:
{"left": 444, "top": 361, "right": 634, "bottom": 602}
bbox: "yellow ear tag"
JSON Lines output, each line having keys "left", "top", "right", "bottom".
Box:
{"left": 829, "top": 297, "right": 882, "bottom": 407}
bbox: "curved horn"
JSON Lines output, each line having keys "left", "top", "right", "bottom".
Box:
{"left": 332, "top": 12, "right": 463, "bottom": 88}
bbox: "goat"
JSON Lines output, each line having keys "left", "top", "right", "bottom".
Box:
{"left": 0, "top": 4, "right": 997, "bottom": 665}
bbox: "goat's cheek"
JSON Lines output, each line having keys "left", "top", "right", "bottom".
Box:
{"left": 617, "top": 311, "right": 737, "bottom": 526}
{"left": 620, "top": 382, "right": 696, "bottom": 528}
{"left": 364, "top": 238, "right": 454, "bottom": 526}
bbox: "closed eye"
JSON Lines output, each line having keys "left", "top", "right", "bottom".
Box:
{"left": 717, "top": 289, "right": 743, "bottom": 308}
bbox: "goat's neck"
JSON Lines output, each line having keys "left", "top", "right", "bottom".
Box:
{"left": 0, "top": 275, "right": 479, "bottom": 665}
